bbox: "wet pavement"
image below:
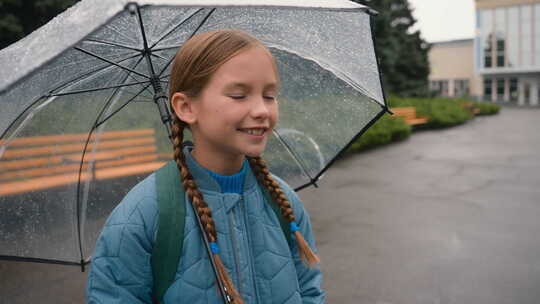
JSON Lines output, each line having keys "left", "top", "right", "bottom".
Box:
{"left": 1, "top": 107, "right": 539, "bottom": 303}
{"left": 300, "top": 107, "right": 540, "bottom": 304}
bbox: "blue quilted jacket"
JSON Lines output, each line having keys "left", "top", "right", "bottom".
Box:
{"left": 86, "top": 146, "right": 325, "bottom": 303}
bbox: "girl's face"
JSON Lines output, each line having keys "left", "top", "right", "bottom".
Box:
{"left": 172, "top": 46, "right": 279, "bottom": 168}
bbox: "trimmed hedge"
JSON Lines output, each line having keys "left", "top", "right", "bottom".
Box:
{"left": 346, "top": 114, "right": 411, "bottom": 153}
{"left": 389, "top": 96, "right": 473, "bottom": 128}
{"left": 472, "top": 100, "right": 501, "bottom": 115}
{"left": 346, "top": 97, "right": 501, "bottom": 154}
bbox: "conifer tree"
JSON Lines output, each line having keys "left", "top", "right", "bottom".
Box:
{"left": 353, "top": 0, "right": 431, "bottom": 97}
{"left": 0, "top": 0, "right": 78, "bottom": 49}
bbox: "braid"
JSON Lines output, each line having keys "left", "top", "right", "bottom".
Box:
{"left": 248, "top": 156, "right": 320, "bottom": 267}
{"left": 170, "top": 115, "right": 244, "bottom": 304}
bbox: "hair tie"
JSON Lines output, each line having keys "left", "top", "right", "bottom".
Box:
{"left": 209, "top": 242, "right": 220, "bottom": 254}
{"left": 290, "top": 222, "right": 300, "bottom": 232}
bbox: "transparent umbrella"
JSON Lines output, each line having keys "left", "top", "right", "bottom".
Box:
{"left": 0, "top": 0, "right": 388, "bottom": 269}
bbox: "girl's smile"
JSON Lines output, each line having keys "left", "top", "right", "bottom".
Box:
{"left": 238, "top": 127, "right": 269, "bottom": 137}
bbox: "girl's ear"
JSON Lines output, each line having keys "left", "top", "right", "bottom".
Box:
{"left": 171, "top": 92, "right": 197, "bottom": 125}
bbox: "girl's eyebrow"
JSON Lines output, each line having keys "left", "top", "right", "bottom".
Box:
{"left": 224, "top": 82, "right": 249, "bottom": 91}
{"left": 223, "top": 82, "right": 278, "bottom": 91}
{"left": 265, "top": 83, "right": 278, "bottom": 90}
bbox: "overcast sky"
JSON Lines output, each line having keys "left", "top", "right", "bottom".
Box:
{"left": 407, "top": 0, "right": 476, "bottom": 43}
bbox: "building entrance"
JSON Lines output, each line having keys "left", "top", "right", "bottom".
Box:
{"left": 518, "top": 77, "right": 540, "bottom": 106}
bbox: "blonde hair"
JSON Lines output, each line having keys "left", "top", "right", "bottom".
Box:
{"left": 168, "top": 29, "right": 319, "bottom": 304}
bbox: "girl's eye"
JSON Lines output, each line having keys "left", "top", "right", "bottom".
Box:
{"left": 264, "top": 96, "right": 276, "bottom": 101}
{"left": 229, "top": 95, "right": 246, "bottom": 100}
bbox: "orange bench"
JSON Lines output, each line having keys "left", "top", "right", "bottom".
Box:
{"left": 461, "top": 102, "right": 481, "bottom": 115}
{"left": 391, "top": 107, "right": 428, "bottom": 125}
{"left": 0, "top": 129, "right": 171, "bottom": 196}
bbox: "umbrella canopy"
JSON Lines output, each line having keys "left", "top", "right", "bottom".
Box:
{"left": 0, "top": 0, "right": 387, "bottom": 266}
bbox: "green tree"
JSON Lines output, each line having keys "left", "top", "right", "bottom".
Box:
{"left": 0, "top": 0, "right": 79, "bottom": 49}
{"left": 353, "top": 0, "right": 430, "bottom": 97}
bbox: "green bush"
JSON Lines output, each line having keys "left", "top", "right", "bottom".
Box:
{"left": 345, "top": 96, "right": 500, "bottom": 155}
{"left": 472, "top": 101, "right": 501, "bottom": 115}
{"left": 346, "top": 114, "right": 411, "bottom": 153}
{"left": 389, "top": 96, "right": 473, "bottom": 128}
{"left": 428, "top": 100, "right": 473, "bottom": 127}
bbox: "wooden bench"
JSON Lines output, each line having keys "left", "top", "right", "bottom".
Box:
{"left": 0, "top": 129, "right": 171, "bottom": 196}
{"left": 461, "top": 102, "right": 481, "bottom": 115}
{"left": 390, "top": 107, "right": 428, "bottom": 125}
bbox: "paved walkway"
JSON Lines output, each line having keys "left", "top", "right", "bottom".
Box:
{"left": 300, "top": 107, "right": 540, "bottom": 304}
{"left": 1, "top": 107, "right": 539, "bottom": 303}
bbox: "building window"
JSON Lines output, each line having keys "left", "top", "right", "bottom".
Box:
{"left": 484, "top": 78, "right": 493, "bottom": 100}
{"left": 510, "top": 78, "right": 518, "bottom": 102}
{"left": 430, "top": 80, "right": 449, "bottom": 96}
{"left": 454, "top": 79, "right": 470, "bottom": 97}
{"left": 520, "top": 5, "right": 532, "bottom": 66}
{"left": 507, "top": 7, "right": 519, "bottom": 67}
{"left": 480, "top": 10, "right": 493, "bottom": 68}
{"left": 441, "top": 80, "right": 449, "bottom": 96}
{"left": 495, "top": 8, "right": 506, "bottom": 67}
{"left": 484, "top": 34, "right": 493, "bottom": 68}
{"left": 496, "top": 78, "right": 505, "bottom": 101}
{"left": 496, "top": 37, "right": 505, "bottom": 67}
{"left": 524, "top": 83, "right": 531, "bottom": 102}
{"left": 429, "top": 80, "right": 440, "bottom": 94}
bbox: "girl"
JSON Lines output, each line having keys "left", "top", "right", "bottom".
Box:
{"left": 86, "top": 29, "right": 325, "bottom": 304}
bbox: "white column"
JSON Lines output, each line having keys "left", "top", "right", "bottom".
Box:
{"left": 492, "top": 79, "right": 497, "bottom": 102}
{"left": 449, "top": 79, "right": 455, "bottom": 97}
{"left": 531, "top": 80, "right": 539, "bottom": 106}
{"left": 518, "top": 79, "right": 526, "bottom": 105}
{"left": 504, "top": 78, "right": 510, "bottom": 102}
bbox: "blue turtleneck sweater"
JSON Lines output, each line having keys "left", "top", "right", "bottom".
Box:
{"left": 202, "top": 159, "right": 248, "bottom": 194}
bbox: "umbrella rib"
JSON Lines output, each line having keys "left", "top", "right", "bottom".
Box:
{"left": 101, "top": 22, "right": 139, "bottom": 46}
{"left": 1, "top": 53, "right": 142, "bottom": 141}
{"left": 95, "top": 83, "right": 152, "bottom": 129}
{"left": 47, "top": 80, "right": 151, "bottom": 97}
{"left": 152, "top": 45, "right": 182, "bottom": 52}
{"left": 272, "top": 129, "right": 317, "bottom": 184}
{"left": 150, "top": 52, "right": 168, "bottom": 61}
{"left": 74, "top": 46, "right": 150, "bottom": 79}
{"left": 0, "top": 95, "right": 46, "bottom": 143}
{"left": 120, "top": 70, "right": 155, "bottom": 98}
{"left": 48, "top": 53, "right": 141, "bottom": 94}
{"left": 293, "top": 106, "right": 387, "bottom": 192}
{"left": 85, "top": 38, "right": 142, "bottom": 52}
{"left": 149, "top": 8, "right": 204, "bottom": 49}
{"left": 75, "top": 56, "right": 147, "bottom": 263}
{"left": 0, "top": 255, "right": 90, "bottom": 267}
{"left": 157, "top": 8, "right": 216, "bottom": 78}
{"left": 123, "top": 86, "right": 153, "bottom": 100}
{"left": 119, "top": 69, "right": 155, "bottom": 95}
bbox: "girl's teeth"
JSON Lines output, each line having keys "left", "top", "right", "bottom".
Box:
{"left": 243, "top": 129, "right": 264, "bottom": 135}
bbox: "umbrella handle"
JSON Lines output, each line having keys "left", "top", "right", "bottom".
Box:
{"left": 190, "top": 200, "right": 233, "bottom": 304}
{"left": 154, "top": 92, "right": 173, "bottom": 139}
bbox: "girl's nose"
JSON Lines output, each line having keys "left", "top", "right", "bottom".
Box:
{"left": 250, "top": 97, "right": 271, "bottom": 119}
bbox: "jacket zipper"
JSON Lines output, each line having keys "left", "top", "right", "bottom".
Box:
{"left": 240, "top": 197, "right": 261, "bottom": 303}
{"left": 228, "top": 211, "right": 243, "bottom": 295}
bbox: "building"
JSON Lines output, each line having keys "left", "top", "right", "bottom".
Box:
{"left": 428, "top": 0, "right": 540, "bottom": 106}
{"left": 429, "top": 39, "right": 482, "bottom": 98}
{"left": 476, "top": 0, "right": 540, "bottom": 105}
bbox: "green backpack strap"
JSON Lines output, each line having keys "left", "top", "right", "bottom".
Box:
{"left": 151, "top": 161, "right": 186, "bottom": 303}
{"left": 260, "top": 187, "right": 293, "bottom": 248}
